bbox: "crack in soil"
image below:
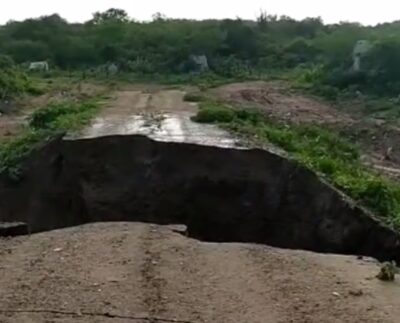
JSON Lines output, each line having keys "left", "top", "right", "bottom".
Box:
{"left": 0, "top": 309, "right": 193, "bottom": 322}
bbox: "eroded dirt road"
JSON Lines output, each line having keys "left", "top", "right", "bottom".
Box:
{"left": 78, "top": 88, "right": 236, "bottom": 148}
{"left": 1, "top": 223, "right": 400, "bottom": 323}
{"left": 2, "top": 85, "right": 400, "bottom": 322}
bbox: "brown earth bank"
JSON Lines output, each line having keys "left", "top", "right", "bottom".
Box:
{"left": 1, "top": 135, "right": 400, "bottom": 263}
{"left": 211, "top": 81, "right": 354, "bottom": 126}
{"left": 1, "top": 222, "right": 400, "bottom": 323}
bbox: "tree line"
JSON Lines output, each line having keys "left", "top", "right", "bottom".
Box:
{"left": 1, "top": 8, "right": 400, "bottom": 95}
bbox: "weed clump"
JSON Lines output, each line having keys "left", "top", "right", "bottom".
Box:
{"left": 377, "top": 261, "right": 399, "bottom": 281}
{"left": 30, "top": 101, "right": 98, "bottom": 131}
{"left": 192, "top": 103, "right": 236, "bottom": 123}
{"left": 183, "top": 92, "right": 205, "bottom": 102}
{"left": 0, "top": 100, "right": 100, "bottom": 178}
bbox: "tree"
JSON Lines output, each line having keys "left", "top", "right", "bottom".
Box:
{"left": 3, "top": 40, "right": 51, "bottom": 63}
{"left": 283, "top": 38, "right": 320, "bottom": 66}
{"left": 364, "top": 39, "right": 400, "bottom": 93}
{"left": 92, "top": 8, "right": 129, "bottom": 25}
{"left": 152, "top": 12, "right": 168, "bottom": 22}
{"left": 220, "top": 19, "right": 258, "bottom": 59}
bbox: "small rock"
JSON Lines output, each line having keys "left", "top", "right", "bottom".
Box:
{"left": 349, "top": 289, "right": 363, "bottom": 297}
{"left": 54, "top": 248, "right": 63, "bottom": 252}
{"left": 332, "top": 292, "right": 341, "bottom": 297}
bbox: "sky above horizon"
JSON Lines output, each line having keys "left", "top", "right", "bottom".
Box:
{"left": 0, "top": 0, "right": 398, "bottom": 26}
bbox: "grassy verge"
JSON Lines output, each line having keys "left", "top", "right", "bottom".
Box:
{"left": 193, "top": 101, "right": 400, "bottom": 228}
{"left": 0, "top": 99, "right": 102, "bottom": 178}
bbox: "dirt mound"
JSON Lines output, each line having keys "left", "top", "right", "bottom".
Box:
{"left": 213, "top": 81, "right": 353, "bottom": 125}
{"left": 0, "top": 135, "right": 399, "bottom": 262}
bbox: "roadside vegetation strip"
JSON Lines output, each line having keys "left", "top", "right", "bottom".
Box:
{"left": 193, "top": 101, "right": 400, "bottom": 228}
{"left": 0, "top": 98, "right": 103, "bottom": 178}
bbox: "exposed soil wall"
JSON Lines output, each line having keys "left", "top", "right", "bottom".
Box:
{"left": 1, "top": 135, "right": 400, "bottom": 262}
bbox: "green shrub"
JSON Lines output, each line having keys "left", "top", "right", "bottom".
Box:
{"left": 0, "top": 99, "right": 100, "bottom": 177}
{"left": 183, "top": 92, "right": 205, "bottom": 102}
{"left": 192, "top": 103, "right": 235, "bottom": 123}
{"left": 0, "top": 130, "right": 47, "bottom": 178}
{"left": 29, "top": 101, "right": 98, "bottom": 130}
{"left": 0, "top": 55, "right": 35, "bottom": 99}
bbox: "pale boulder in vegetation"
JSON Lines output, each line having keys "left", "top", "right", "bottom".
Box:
{"left": 28, "top": 61, "right": 49, "bottom": 72}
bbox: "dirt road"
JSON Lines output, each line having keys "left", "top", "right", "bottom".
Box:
{"left": 1, "top": 222, "right": 400, "bottom": 323}
{"left": 2, "top": 86, "right": 400, "bottom": 322}
{"left": 78, "top": 89, "right": 236, "bottom": 148}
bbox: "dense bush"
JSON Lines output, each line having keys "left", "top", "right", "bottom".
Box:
{"left": 192, "top": 102, "right": 236, "bottom": 123}
{"left": 0, "top": 55, "right": 34, "bottom": 99}
{"left": 30, "top": 101, "right": 98, "bottom": 130}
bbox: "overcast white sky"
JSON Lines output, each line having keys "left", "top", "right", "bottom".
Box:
{"left": 0, "top": 0, "right": 399, "bottom": 25}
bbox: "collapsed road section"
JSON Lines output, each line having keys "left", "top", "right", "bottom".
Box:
{"left": 0, "top": 134, "right": 399, "bottom": 262}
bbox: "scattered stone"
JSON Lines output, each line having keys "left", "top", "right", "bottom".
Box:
{"left": 349, "top": 289, "right": 363, "bottom": 297}
{"left": 332, "top": 292, "right": 341, "bottom": 297}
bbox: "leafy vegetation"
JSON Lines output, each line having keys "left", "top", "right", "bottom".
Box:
{"left": 0, "top": 55, "right": 41, "bottom": 99}
{"left": 2, "top": 9, "right": 400, "bottom": 98}
{"left": 194, "top": 101, "right": 400, "bottom": 227}
{"left": 0, "top": 99, "right": 101, "bottom": 178}
{"left": 29, "top": 101, "right": 99, "bottom": 130}
{"left": 0, "top": 131, "right": 47, "bottom": 179}
{"left": 183, "top": 92, "right": 206, "bottom": 102}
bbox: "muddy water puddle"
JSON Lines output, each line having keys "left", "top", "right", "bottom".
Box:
{"left": 79, "top": 112, "right": 238, "bottom": 148}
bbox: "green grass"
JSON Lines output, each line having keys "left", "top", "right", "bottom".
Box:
{"left": 29, "top": 101, "right": 99, "bottom": 131}
{"left": 0, "top": 99, "right": 102, "bottom": 178}
{"left": 194, "top": 101, "right": 400, "bottom": 227}
{"left": 0, "top": 131, "right": 48, "bottom": 179}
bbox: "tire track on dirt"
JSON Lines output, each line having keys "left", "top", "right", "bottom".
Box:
{"left": 144, "top": 228, "right": 281, "bottom": 323}
{"left": 139, "top": 225, "right": 169, "bottom": 321}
